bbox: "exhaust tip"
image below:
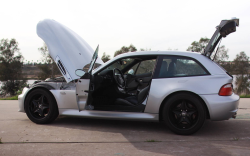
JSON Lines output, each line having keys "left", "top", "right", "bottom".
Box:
{"left": 232, "top": 112, "right": 237, "bottom": 119}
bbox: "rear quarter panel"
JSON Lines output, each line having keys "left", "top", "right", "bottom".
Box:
{"left": 144, "top": 54, "right": 233, "bottom": 114}
{"left": 144, "top": 75, "right": 232, "bottom": 113}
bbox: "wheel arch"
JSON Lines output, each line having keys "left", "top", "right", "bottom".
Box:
{"left": 158, "top": 91, "right": 210, "bottom": 121}
{"left": 24, "top": 85, "right": 59, "bottom": 112}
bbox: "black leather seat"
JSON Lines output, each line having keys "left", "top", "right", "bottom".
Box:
{"left": 168, "top": 61, "right": 176, "bottom": 76}
{"left": 158, "top": 61, "right": 168, "bottom": 78}
{"left": 114, "top": 86, "right": 150, "bottom": 106}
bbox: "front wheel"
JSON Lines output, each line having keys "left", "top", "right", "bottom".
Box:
{"left": 24, "top": 88, "right": 59, "bottom": 124}
{"left": 162, "top": 93, "right": 206, "bottom": 135}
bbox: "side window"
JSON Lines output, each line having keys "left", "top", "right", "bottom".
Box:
{"left": 136, "top": 60, "right": 156, "bottom": 75}
{"left": 157, "top": 56, "right": 208, "bottom": 78}
{"left": 125, "top": 63, "right": 139, "bottom": 75}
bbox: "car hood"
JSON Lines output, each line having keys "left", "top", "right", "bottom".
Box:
{"left": 37, "top": 19, "right": 103, "bottom": 83}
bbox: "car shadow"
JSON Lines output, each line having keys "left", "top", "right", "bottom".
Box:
{"left": 46, "top": 116, "right": 250, "bottom": 155}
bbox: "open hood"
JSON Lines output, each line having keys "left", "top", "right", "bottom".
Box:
{"left": 202, "top": 18, "right": 239, "bottom": 58}
{"left": 37, "top": 19, "right": 103, "bottom": 83}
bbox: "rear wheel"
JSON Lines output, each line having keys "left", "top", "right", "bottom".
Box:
{"left": 162, "top": 93, "right": 206, "bottom": 135}
{"left": 24, "top": 89, "right": 59, "bottom": 124}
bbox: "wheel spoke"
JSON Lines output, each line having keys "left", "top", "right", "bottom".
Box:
{"left": 181, "top": 100, "right": 187, "bottom": 110}
{"left": 183, "top": 117, "right": 191, "bottom": 125}
{"left": 172, "top": 110, "right": 181, "bottom": 117}
{"left": 187, "top": 110, "right": 197, "bottom": 117}
{"left": 172, "top": 110, "right": 182, "bottom": 121}
{"left": 34, "top": 108, "right": 43, "bottom": 116}
{"left": 177, "top": 117, "right": 184, "bottom": 124}
{"left": 172, "top": 110, "right": 180, "bottom": 115}
{"left": 42, "top": 104, "right": 49, "bottom": 111}
{"left": 32, "top": 100, "right": 38, "bottom": 108}
{"left": 34, "top": 108, "right": 40, "bottom": 113}
{"left": 38, "top": 95, "right": 44, "bottom": 104}
{"left": 39, "top": 109, "right": 44, "bottom": 117}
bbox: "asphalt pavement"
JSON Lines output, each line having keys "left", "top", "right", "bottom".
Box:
{"left": 0, "top": 99, "right": 250, "bottom": 156}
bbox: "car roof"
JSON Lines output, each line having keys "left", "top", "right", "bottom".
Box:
{"left": 94, "top": 50, "right": 226, "bottom": 75}
{"left": 113, "top": 50, "right": 201, "bottom": 58}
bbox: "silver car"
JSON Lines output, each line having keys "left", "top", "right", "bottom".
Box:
{"left": 18, "top": 18, "right": 240, "bottom": 135}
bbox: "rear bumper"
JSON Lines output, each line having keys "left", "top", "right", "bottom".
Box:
{"left": 200, "top": 93, "right": 239, "bottom": 121}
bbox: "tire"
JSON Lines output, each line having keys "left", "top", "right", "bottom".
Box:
{"left": 162, "top": 93, "right": 206, "bottom": 135}
{"left": 24, "top": 88, "right": 59, "bottom": 124}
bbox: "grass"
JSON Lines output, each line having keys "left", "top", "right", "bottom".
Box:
{"left": 240, "top": 95, "right": 250, "bottom": 98}
{"left": 232, "top": 137, "right": 239, "bottom": 141}
{"left": 0, "top": 95, "right": 18, "bottom": 100}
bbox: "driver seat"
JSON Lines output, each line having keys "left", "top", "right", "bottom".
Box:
{"left": 114, "top": 86, "right": 150, "bottom": 106}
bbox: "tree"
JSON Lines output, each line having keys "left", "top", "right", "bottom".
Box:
{"left": 38, "top": 43, "right": 53, "bottom": 64}
{"left": 140, "top": 48, "right": 151, "bottom": 51}
{"left": 232, "top": 51, "right": 250, "bottom": 94}
{"left": 187, "top": 37, "right": 229, "bottom": 64}
{"left": 114, "top": 44, "right": 137, "bottom": 57}
{"left": 235, "top": 75, "right": 250, "bottom": 95}
{"left": 101, "top": 52, "right": 110, "bottom": 63}
{"left": 37, "top": 43, "right": 61, "bottom": 80}
{"left": 233, "top": 52, "right": 249, "bottom": 76}
{"left": 187, "top": 37, "right": 210, "bottom": 52}
{"left": 0, "top": 39, "right": 27, "bottom": 96}
{"left": 211, "top": 45, "right": 229, "bottom": 63}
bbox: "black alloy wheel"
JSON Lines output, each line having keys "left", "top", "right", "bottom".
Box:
{"left": 24, "top": 89, "right": 59, "bottom": 124}
{"left": 163, "top": 93, "right": 206, "bottom": 135}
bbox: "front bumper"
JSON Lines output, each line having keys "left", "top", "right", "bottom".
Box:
{"left": 200, "top": 93, "right": 239, "bottom": 121}
{"left": 18, "top": 87, "right": 30, "bottom": 112}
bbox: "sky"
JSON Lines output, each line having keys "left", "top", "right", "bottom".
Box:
{"left": 1, "top": 0, "right": 250, "bottom": 63}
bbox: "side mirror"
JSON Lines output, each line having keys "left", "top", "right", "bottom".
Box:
{"left": 75, "top": 69, "right": 86, "bottom": 77}
{"left": 128, "top": 69, "right": 134, "bottom": 75}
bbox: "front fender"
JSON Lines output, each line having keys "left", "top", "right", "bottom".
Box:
{"left": 18, "top": 83, "right": 55, "bottom": 112}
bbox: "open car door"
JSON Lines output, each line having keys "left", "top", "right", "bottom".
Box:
{"left": 202, "top": 18, "right": 239, "bottom": 58}
{"left": 37, "top": 19, "right": 102, "bottom": 111}
{"left": 75, "top": 45, "right": 99, "bottom": 111}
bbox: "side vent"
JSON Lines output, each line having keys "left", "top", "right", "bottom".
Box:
{"left": 57, "top": 60, "right": 66, "bottom": 75}
{"left": 55, "top": 56, "right": 72, "bottom": 82}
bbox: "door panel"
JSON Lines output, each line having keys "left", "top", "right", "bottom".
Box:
{"left": 76, "top": 79, "right": 90, "bottom": 111}
{"left": 126, "top": 72, "right": 152, "bottom": 91}
{"left": 125, "top": 59, "right": 156, "bottom": 92}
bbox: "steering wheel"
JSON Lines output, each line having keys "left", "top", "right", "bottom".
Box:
{"left": 113, "top": 68, "right": 126, "bottom": 88}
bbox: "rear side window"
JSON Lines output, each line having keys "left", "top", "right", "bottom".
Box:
{"left": 154, "top": 55, "right": 209, "bottom": 78}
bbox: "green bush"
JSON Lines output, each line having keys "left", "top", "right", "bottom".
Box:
{"left": 0, "top": 95, "right": 18, "bottom": 100}
{"left": 240, "top": 95, "right": 250, "bottom": 98}
{"left": 0, "top": 88, "right": 24, "bottom": 100}
{"left": 0, "top": 80, "right": 27, "bottom": 96}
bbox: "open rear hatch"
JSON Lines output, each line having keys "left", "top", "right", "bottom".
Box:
{"left": 202, "top": 18, "right": 239, "bottom": 58}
